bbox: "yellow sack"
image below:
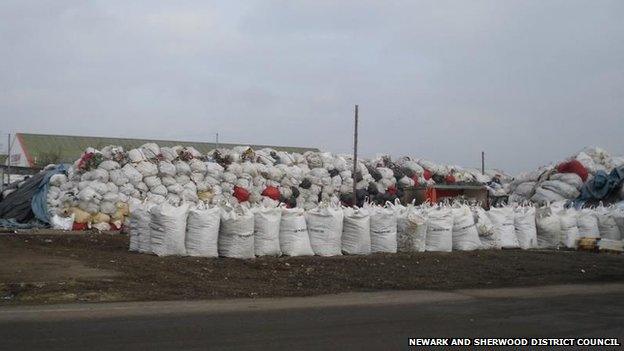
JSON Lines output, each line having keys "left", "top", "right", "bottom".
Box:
{"left": 92, "top": 212, "right": 111, "bottom": 224}
{"left": 70, "top": 207, "right": 92, "bottom": 224}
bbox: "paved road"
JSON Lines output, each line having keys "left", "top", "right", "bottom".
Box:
{"left": 1, "top": 284, "right": 623, "bottom": 350}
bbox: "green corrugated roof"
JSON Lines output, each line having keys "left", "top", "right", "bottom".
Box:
{"left": 17, "top": 133, "right": 319, "bottom": 166}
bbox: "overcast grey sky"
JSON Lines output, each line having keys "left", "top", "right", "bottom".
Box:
{"left": 1, "top": 0, "right": 622, "bottom": 173}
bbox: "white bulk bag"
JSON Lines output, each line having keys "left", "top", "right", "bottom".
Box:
{"left": 121, "top": 164, "right": 143, "bottom": 185}
{"left": 487, "top": 206, "right": 519, "bottom": 249}
{"left": 559, "top": 208, "right": 580, "bottom": 248}
{"left": 127, "top": 149, "right": 146, "bottom": 163}
{"left": 513, "top": 205, "right": 537, "bottom": 249}
{"left": 306, "top": 204, "right": 344, "bottom": 256}
{"left": 128, "top": 202, "right": 151, "bottom": 253}
{"left": 219, "top": 205, "right": 255, "bottom": 259}
{"left": 369, "top": 205, "right": 398, "bottom": 253}
{"left": 577, "top": 209, "right": 600, "bottom": 238}
{"left": 473, "top": 206, "right": 498, "bottom": 249}
{"left": 397, "top": 207, "right": 428, "bottom": 252}
{"left": 253, "top": 206, "right": 282, "bottom": 256}
{"left": 596, "top": 206, "right": 621, "bottom": 240}
{"left": 540, "top": 180, "right": 580, "bottom": 199}
{"left": 535, "top": 206, "right": 562, "bottom": 249}
{"left": 280, "top": 208, "right": 314, "bottom": 256}
{"left": 158, "top": 161, "right": 177, "bottom": 177}
{"left": 550, "top": 173, "right": 583, "bottom": 190}
{"left": 425, "top": 207, "right": 453, "bottom": 252}
{"left": 342, "top": 207, "right": 371, "bottom": 255}
{"left": 149, "top": 203, "right": 189, "bottom": 256}
{"left": 451, "top": 205, "right": 481, "bottom": 251}
{"left": 186, "top": 205, "right": 220, "bottom": 257}
{"left": 136, "top": 161, "right": 158, "bottom": 177}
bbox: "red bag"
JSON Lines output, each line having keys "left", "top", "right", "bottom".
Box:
{"left": 387, "top": 186, "right": 397, "bottom": 196}
{"left": 444, "top": 174, "right": 456, "bottom": 184}
{"left": 233, "top": 186, "right": 250, "bottom": 203}
{"left": 557, "top": 160, "right": 588, "bottom": 182}
{"left": 72, "top": 222, "right": 88, "bottom": 231}
{"left": 423, "top": 169, "right": 432, "bottom": 181}
{"left": 261, "top": 186, "right": 281, "bottom": 201}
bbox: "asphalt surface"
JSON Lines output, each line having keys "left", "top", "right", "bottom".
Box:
{"left": 1, "top": 284, "right": 623, "bottom": 350}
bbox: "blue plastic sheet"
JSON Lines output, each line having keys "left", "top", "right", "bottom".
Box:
{"left": 31, "top": 164, "right": 68, "bottom": 223}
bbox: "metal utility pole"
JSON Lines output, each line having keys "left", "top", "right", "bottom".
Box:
{"left": 215, "top": 132, "right": 220, "bottom": 149}
{"left": 352, "top": 105, "right": 359, "bottom": 207}
{"left": 481, "top": 151, "right": 485, "bottom": 175}
{"left": 6, "top": 133, "right": 11, "bottom": 186}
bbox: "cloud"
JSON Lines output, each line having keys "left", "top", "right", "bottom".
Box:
{"left": 0, "top": 0, "right": 622, "bottom": 173}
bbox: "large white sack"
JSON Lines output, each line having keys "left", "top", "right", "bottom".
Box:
{"left": 149, "top": 203, "right": 189, "bottom": 256}
{"left": 128, "top": 149, "right": 146, "bottom": 163}
{"left": 51, "top": 214, "right": 74, "bottom": 231}
{"left": 109, "top": 169, "right": 129, "bottom": 186}
{"left": 513, "top": 206, "right": 537, "bottom": 249}
{"left": 531, "top": 187, "right": 566, "bottom": 203}
{"left": 540, "top": 180, "right": 580, "bottom": 199}
{"left": 513, "top": 182, "right": 536, "bottom": 198}
{"left": 396, "top": 206, "right": 428, "bottom": 252}
{"left": 306, "top": 204, "right": 344, "bottom": 256}
{"left": 473, "top": 206, "right": 498, "bottom": 249}
{"left": 253, "top": 206, "right": 282, "bottom": 256}
{"left": 577, "top": 209, "right": 600, "bottom": 238}
{"left": 559, "top": 208, "right": 580, "bottom": 248}
{"left": 487, "top": 207, "right": 519, "bottom": 249}
{"left": 536, "top": 206, "right": 562, "bottom": 249}
{"left": 218, "top": 205, "right": 255, "bottom": 259}
{"left": 140, "top": 143, "right": 160, "bottom": 159}
{"left": 451, "top": 205, "right": 481, "bottom": 251}
{"left": 550, "top": 173, "right": 583, "bottom": 190}
{"left": 280, "top": 208, "right": 314, "bottom": 256}
{"left": 369, "top": 205, "right": 398, "bottom": 253}
{"left": 596, "top": 206, "right": 621, "bottom": 240}
{"left": 121, "top": 164, "right": 143, "bottom": 185}
{"left": 425, "top": 207, "right": 453, "bottom": 252}
{"left": 612, "top": 207, "right": 624, "bottom": 236}
{"left": 136, "top": 161, "right": 158, "bottom": 177}
{"left": 342, "top": 207, "right": 371, "bottom": 255}
{"left": 158, "top": 161, "right": 177, "bottom": 177}
{"left": 129, "top": 202, "right": 152, "bottom": 253}
{"left": 186, "top": 205, "right": 220, "bottom": 257}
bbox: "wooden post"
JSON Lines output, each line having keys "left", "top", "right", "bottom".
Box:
{"left": 481, "top": 151, "right": 485, "bottom": 175}
{"left": 352, "top": 105, "right": 359, "bottom": 207}
{"left": 6, "top": 133, "right": 11, "bottom": 186}
{"left": 215, "top": 132, "right": 219, "bottom": 150}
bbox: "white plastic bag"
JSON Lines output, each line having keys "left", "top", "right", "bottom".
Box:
{"left": 425, "top": 207, "right": 453, "bottom": 252}
{"left": 219, "top": 205, "right": 255, "bottom": 259}
{"left": 149, "top": 203, "right": 189, "bottom": 256}
{"left": 559, "top": 208, "right": 580, "bottom": 248}
{"left": 596, "top": 206, "right": 621, "bottom": 240}
{"left": 306, "top": 204, "right": 344, "bottom": 256}
{"left": 577, "top": 209, "right": 600, "bottom": 238}
{"left": 451, "top": 205, "right": 481, "bottom": 251}
{"left": 253, "top": 206, "right": 282, "bottom": 256}
{"left": 280, "top": 208, "right": 314, "bottom": 256}
{"left": 186, "top": 205, "right": 220, "bottom": 257}
{"left": 487, "top": 206, "right": 519, "bottom": 249}
{"left": 342, "top": 207, "right": 371, "bottom": 255}
{"left": 51, "top": 214, "right": 74, "bottom": 231}
{"left": 369, "top": 204, "right": 398, "bottom": 253}
{"left": 513, "top": 205, "right": 537, "bottom": 249}
{"left": 396, "top": 205, "right": 428, "bottom": 252}
{"left": 536, "top": 206, "right": 562, "bottom": 249}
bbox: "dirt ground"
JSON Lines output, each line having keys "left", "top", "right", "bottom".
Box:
{"left": 1, "top": 232, "right": 623, "bottom": 305}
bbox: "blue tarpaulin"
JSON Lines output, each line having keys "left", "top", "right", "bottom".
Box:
{"left": 575, "top": 166, "right": 624, "bottom": 205}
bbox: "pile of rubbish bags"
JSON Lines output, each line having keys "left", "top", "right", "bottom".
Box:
{"left": 508, "top": 147, "right": 624, "bottom": 205}
{"left": 127, "top": 200, "right": 624, "bottom": 258}
{"left": 36, "top": 143, "right": 497, "bottom": 230}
